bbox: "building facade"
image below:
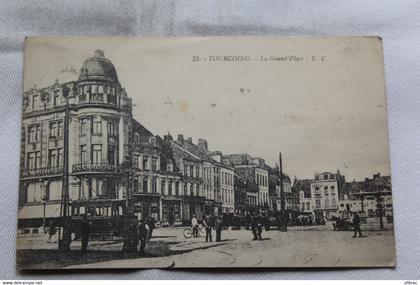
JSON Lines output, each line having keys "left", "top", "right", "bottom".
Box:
{"left": 19, "top": 50, "right": 132, "bottom": 230}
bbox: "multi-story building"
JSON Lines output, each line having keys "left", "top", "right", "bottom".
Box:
{"left": 310, "top": 172, "right": 341, "bottom": 223}
{"left": 293, "top": 178, "right": 312, "bottom": 215}
{"left": 224, "top": 153, "right": 270, "bottom": 212}
{"left": 19, "top": 50, "right": 132, "bottom": 231}
{"left": 234, "top": 172, "right": 259, "bottom": 215}
{"left": 339, "top": 173, "right": 393, "bottom": 220}
{"left": 175, "top": 135, "right": 222, "bottom": 216}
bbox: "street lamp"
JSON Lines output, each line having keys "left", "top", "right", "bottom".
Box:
{"left": 39, "top": 179, "right": 46, "bottom": 234}
{"left": 58, "top": 85, "right": 71, "bottom": 251}
{"left": 279, "top": 152, "right": 287, "bottom": 232}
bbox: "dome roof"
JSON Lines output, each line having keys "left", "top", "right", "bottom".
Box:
{"left": 78, "top": 50, "right": 119, "bottom": 84}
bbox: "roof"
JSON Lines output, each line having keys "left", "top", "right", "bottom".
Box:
{"left": 132, "top": 119, "right": 154, "bottom": 143}
{"left": 78, "top": 50, "right": 119, "bottom": 84}
{"left": 223, "top": 153, "right": 254, "bottom": 166}
{"left": 292, "top": 178, "right": 312, "bottom": 198}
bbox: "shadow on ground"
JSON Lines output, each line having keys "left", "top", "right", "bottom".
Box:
{"left": 17, "top": 238, "right": 227, "bottom": 270}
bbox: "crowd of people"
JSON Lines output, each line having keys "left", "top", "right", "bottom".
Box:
{"left": 190, "top": 213, "right": 267, "bottom": 242}
{"left": 43, "top": 211, "right": 364, "bottom": 255}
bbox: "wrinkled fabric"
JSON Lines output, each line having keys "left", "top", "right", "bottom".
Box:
{"left": 1, "top": 0, "right": 419, "bottom": 280}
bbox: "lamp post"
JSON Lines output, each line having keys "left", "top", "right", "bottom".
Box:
{"left": 58, "top": 85, "right": 71, "bottom": 251}
{"left": 39, "top": 179, "right": 46, "bottom": 234}
{"left": 279, "top": 152, "right": 287, "bottom": 232}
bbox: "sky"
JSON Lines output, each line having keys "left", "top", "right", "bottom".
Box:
{"left": 23, "top": 37, "right": 391, "bottom": 181}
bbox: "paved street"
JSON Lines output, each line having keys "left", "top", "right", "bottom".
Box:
{"left": 17, "top": 224, "right": 395, "bottom": 269}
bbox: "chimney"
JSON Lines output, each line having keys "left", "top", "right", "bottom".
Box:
{"left": 164, "top": 132, "right": 173, "bottom": 142}
{"left": 187, "top": 137, "right": 192, "bottom": 143}
{"left": 177, "top": 134, "right": 184, "bottom": 144}
{"left": 198, "top": 138, "right": 208, "bottom": 150}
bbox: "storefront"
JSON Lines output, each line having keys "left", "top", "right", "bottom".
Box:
{"left": 161, "top": 196, "right": 182, "bottom": 226}
{"left": 182, "top": 195, "right": 205, "bottom": 224}
{"left": 131, "top": 193, "right": 160, "bottom": 222}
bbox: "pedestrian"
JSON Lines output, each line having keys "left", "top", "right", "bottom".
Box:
{"left": 251, "top": 215, "right": 258, "bottom": 240}
{"left": 47, "top": 220, "right": 56, "bottom": 243}
{"left": 352, "top": 212, "right": 363, "bottom": 238}
{"left": 80, "top": 214, "right": 91, "bottom": 254}
{"left": 203, "top": 215, "right": 213, "bottom": 242}
{"left": 256, "top": 215, "right": 263, "bottom": 240}
{"left": 122, "top": 216, "right": 139, "bottom": 253}
{"left": 146, "top": 217, "right": 155, "bottom": 243}
{"left": 191, "top": 214, "right": 199, "bottom": 238}
{"left": 215, "top": 215, "right": 223, "bottom": 242}
{"left": 137, "top": 220, "right": 148, "bottom": 255}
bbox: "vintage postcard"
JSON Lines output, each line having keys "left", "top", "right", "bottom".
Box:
{"left": 16, "top": 37, "right": 395, "bottom": 269}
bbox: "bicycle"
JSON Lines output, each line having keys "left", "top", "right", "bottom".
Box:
{"left": 183, "top": 225, "right": 205, "bottom": 239}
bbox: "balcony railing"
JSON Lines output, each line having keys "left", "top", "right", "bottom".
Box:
{"left": 21, "top": 167, "right": 63, "bottom": 178}
{"left": 72, "top": 163, "right": 125, "bottom": 175}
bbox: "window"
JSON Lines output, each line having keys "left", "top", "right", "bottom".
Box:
{"left": 133, "top": 180, "right": 139, "bottom": 193}
{"left": 330, "top": 174, "right": 335, "bottom": 179}
{"left": 325, "top": 199, "right": 330, "bottom": 208}
{"left": 324, "top": 186, "right": 329, "bottom": 195}
{"left": 183, "top": 183, "right": 187, "bottom": 196}
{"left": 315, "top": 175, "right": 319, "bottom": 180}
{"left": 168, "top": 182, "right": 173, "bottom": 196}
{"left": 49, "top": 122, "right": 57, "bottom": 138}
{"left": 32, "top": 95, "right": 38, "bottom": 110}
{"left": 49, "top": 149, "right": 57, "bottom": 168}
{"left": 108, "top": 121, "right": 116, "bottom": 136}
{"left": 196, "top": 167, "right": 200, "bottom": 178}
{"left": 92, "top": 144, "right": 102, "bottom": 164}
{"left": 35, "top": 152, "right": 41, "bottom": 169}
{"left": 306, "top": 202, "right": 310, "bottom": 210}
{"left": 196, "top": 184, "right": 200, "bottom": 196}
{"left": 57, "top": 121, "right": 63, "bottom": 138}
{"left": 143, "top": 156, "right": 149, "bottom": 170}
{"left": 143, "top": 179, "right": 149, "bottom": 193}
{"left": 80, "top": 145, "right": 87, "bottom": 164}
{"left": 151, "top": 158, "right": 157, "bottom": 171}
{"left": 80, "top": 118, "right": 87, "bottom": 135}
{"left": 190, "top": 166, "right": 194, "bottom": 177}
{"left": 332, "top": 198, "right": 337, "bottom": 208}
{"left": 315, "top": 199, "right": 321, "bottom": 209}
{"left": 324, "top": 174, "right": 328, "bottom": 180}
{"left": 28, "top": 126, "right": 36, "bottom": 143}
{"left": 92, "top": 117, "right": 102, "bottom": 135}
{"left": 132, "top": 155, "right": 139, "bottom": 169}
{"left": 27, "top": 152, "right": 35, "bottom": 170}
{"left": 183, "top": 165, "right": 188, "bottom": 176}
{"left": 166, "top": 162, "right": 173, "bottom": 172}
{"left": 84, "top": 85, "right": 90, "bottom": 95}
{"left": 98, "top": 85, "right": 104, "bottom": 94}
{"left": 190, "top": 184, "right": 194, "bottom": 196}
{"left": 152, "top": 179, "right": 157, "bottom": 194}
{"left": 330, "top": 186, "right": 335, "bottom": 195}
{"left": 315, "top": 187, "right": 320, "bottom": 195}
{"left": 53, "top": 91, "right": 60, "bottom": 106}
{"left": 160, "top": 180, "right": 165, "bottom": 194}
{"left": 28, "top": 125, "right": 40, "bottom": 143}
{"left": 301, "top": 202, "right": 305, "bottom": 210}
{"left": 108, "top": 146, "right": 115, "bottom": 164}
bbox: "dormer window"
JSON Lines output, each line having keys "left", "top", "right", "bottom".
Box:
{"left": 134, "top": 133, "right": 140, "bottom": 143}
{"left": 149, "top": 136, "right": 157, "bottom": 146}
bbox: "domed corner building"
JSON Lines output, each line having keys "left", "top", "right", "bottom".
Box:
{"left": 18, "top": 50, "right": 134, "bottom": 236}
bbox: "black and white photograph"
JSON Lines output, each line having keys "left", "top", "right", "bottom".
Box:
{"left": 16, "top": 37, "right": 395, "bottom": 269}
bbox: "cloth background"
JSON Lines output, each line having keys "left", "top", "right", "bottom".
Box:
{"left": 0, "top": 0, "right": 419, "bottom": 280}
